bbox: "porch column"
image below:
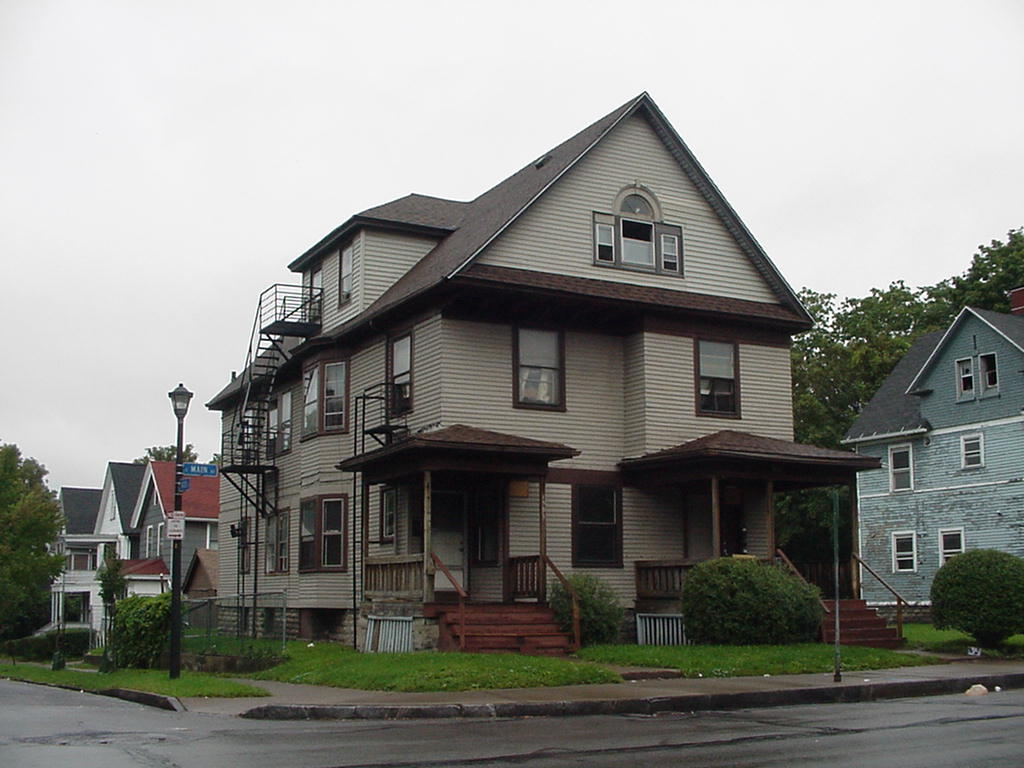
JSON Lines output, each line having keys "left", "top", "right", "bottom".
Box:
{"left": 538, "top": 476, "right": 547, "bottom": 602}
{"left": 422, "top": 470, "right": 434, "bottom": 603}
{"left": 766, "top": 480, "right": 775, "bottom": 557}
{"left": 849, "top": 479, "right": 860, "bottom": 598}
{"left": 711, "top": 475, "right": 721, "bottom": 557}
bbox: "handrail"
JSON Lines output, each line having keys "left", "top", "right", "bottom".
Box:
{"left": 776, "top": 548, "right": 829, "bottom": 614}
{"left": 430, "top": 552, "right": 467, "bottom": 651}
{"left": 541, "top": 554, "right": 581, "bottom": 652}
{"left": 852, "top": 552, "right": 908, "bottom": 640}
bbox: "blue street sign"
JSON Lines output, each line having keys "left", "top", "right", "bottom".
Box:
{"left": 182, "top": 462, "right": 218, "bottom": 477}
{"left": 177, "top": 477, "right": 190, "bottom": 493}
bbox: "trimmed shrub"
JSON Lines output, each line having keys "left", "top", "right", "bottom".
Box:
{"left": 931, "top": 549, "right": 1024, "bottom": 648}
{"left": 550, "top": 573, "right": 624, "bottom": 646}
{"left": 681, "top": 558, "right": 823, "bottom": 645}
{"left": 113, "top": 592, "right": 171, "bottom": 668}
{"left": 2, "top": 629, "right": 91, "bottom": 661}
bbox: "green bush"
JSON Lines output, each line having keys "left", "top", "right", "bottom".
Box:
{"left": 931, "top": 549, "right": 1024, "bottom": 648}
{"left": 113, "top": 592, "right": 171, "bottom": 668}
{"left": 2, "top": 629, "right": 91, "bottom": 661}
{"left": 681, "top": 558, "right": 823, "bottom": 645}
{"left": 550, "top": 573, "right": 623, "bottom": 646}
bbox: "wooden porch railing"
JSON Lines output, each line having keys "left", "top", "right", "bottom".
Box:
{"left": 852, "top": 552, "right": 909, "bottom": 640}
{"left": 430, "top": 552, "right": 468, "bottom": 650}
{"left": 506, "top": 555, "right": 541, "bottom": 600}
{"left": 365, "top": 554, "right": 423, "bottom": 598}
{"left": 541, "top": 554, "right": 581, "bottom": 652}
{"left": 776, "top": 548, "right": 830, "bottom": 614}
{"left": 635, "top": 560, "right": 694, "bottom": 599}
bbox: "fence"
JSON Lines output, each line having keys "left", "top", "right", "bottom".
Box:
{"left": 183, "top": 591, "right": 288, "bottom": 652}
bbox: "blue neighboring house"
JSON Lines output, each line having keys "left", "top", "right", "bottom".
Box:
{"left": 844, "top": 296, "right": 1024, "bottom": 611}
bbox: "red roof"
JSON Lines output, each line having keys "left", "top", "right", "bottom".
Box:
{"left": 151, "top": 461, "right": 219, "bottom": 519}
{"left": 121, "top": 557, "right": 169, "bottom": 576}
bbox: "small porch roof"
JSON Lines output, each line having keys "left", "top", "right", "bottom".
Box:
{"left": 619, "top": 430, "right": 879, "bottom": 490}
{"left": 337, "top": 424, "right": 579, "bottom": 483}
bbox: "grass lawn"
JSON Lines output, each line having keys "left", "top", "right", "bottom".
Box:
{"left": 577, "top": 643, "right": 941, "bottom": 678}
{"left": 250, "top": 641, "right": 621, "bottom": 692}
{"left": 903, "top": 623, "right": 1024, "bottom": 657}
{"left": 0, "top": 663, "right": 269, "bottom": 698}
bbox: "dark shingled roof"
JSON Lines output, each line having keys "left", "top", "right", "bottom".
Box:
{"left": 843, "top": 331, "right": 944, "bottom": 443}
{"left": 356, "top": 194, "right": 468, "bottom": 230}
{"left": 621, "top": 430, "right": 876, "bottom": 469}
{"left": 972, "top": 307, "right": 1024, "bottom": 350}
{"left": 59, "top": 487, "right": 102, "bottom": 535}
{"left": 109, "top": 462, "right": 146, "bottom": 531}
{"left": 121, "top": 557, "right": 169, "bottom": 576}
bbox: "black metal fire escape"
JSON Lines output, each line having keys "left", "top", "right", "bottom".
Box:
{"left": 221, "top": 283, "right": 321, "bottom": 635}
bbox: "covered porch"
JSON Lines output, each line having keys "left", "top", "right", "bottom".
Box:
{"left": 339, "top": 425, "right": 582, "bottom": 650}
{"left": 620, "top": 430, "right": 879, "bottom": 606}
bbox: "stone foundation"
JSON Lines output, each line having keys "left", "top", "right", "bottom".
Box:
{"left": 358, "top": 598, "right": 438, "bottom": 651}
{"left": 869, "top": 602, "right": 932, "bottom": 624}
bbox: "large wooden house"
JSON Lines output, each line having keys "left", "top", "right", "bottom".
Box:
{"left": 208, "top": 93, "right": 874, "bottom": 651}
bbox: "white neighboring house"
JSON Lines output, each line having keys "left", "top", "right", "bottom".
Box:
{"left": 50, "top": 487, "right": 111, "bottom": 635}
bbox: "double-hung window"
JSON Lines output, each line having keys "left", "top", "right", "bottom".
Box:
{"left": 340, "top": 244, "right": 353, "bottom": 304}
{"left": 592, "top": 191, "right": 683, "bottom": 275}
{"left": 889, "top": 445, "right": 913, "bottom": 491}
{"left": 380, "top": 488, "right": 397, "bottom": 543}
{"left": 892, "top": 531, "right": 917, "bottom": 572}
{"left": 323, "top": 361, "right": 347, "bottom": 430}
{"left": 515, "top": 328, "right": 563, "bottom": 409}
{"left": 956, "top": 358, "right": 974, "bottom": 400}
{"left": 267, "top": 398, "right": 279, "bottom": 457}
{"left": 961, "top": 434, "right": 983, "bottom": 468}
{"left": 572, "top": 485, "right": 621, "bottom": 567}
{"left": 939, "top": 528, "right": 964, "bottom": 564}
{"left": 979, "top": 353, "right": 998, "bottom": 394}
{"left": 306, "top": 264, "right": 323, "bottom": 323}
{"left": 303, "top": 367, "right": 319, "bottom": 436}
{"left": 279, "top": 390, "right": 292, "bottom": 451}
{"left": 390, "top": 335, "right": 412, "bottom": 415}
{"left": 697, "top": 340, "right": 738, "bottom": 416}
{"left": 299, "top": 496, "right": 346, "bottom": 571}
{"left": 265, "top": 511, "right": 289, "bottom": 573}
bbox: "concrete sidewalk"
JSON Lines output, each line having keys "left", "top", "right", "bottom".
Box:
{"left": 176, "top": 659, "right": 1024, "bottom": 720}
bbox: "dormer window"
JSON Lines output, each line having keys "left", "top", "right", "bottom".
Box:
{"left": 340, "top": 245, "right": 353, "bottom": 304}
{"left": 593, "top": 188, "right": 682, "bottom": 275}
{"left": 979, "top": 353, "right": 998, "bottom": 394}
{"left": 955, "top": 358, "right": 973, "bottom": 400}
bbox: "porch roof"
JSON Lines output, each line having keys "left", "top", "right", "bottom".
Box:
{"left": 337, "top": 424, "right": 579, "bottom": 483}
{"left": 619, "top": 430, "right": 879, "bottom": 489}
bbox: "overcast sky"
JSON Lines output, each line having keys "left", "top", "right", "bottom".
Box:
{"left": 2, "top": 0, "right": 1022, "bottom": 492}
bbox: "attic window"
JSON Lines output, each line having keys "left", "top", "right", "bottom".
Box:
{"left": 593, "top": 189, "right": 682, "bottom": 275}
{"left": 620, "top": 194, "right": 653, "bottom": 217}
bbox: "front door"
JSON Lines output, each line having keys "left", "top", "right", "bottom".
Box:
{"left": 432, "top": 491, "right": 466, "bottom": 593}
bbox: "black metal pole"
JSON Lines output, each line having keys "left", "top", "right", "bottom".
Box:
{"left": 170, "top": 415, "right": 184, "bottom": 679}
{"left": 832, "top": 488, "right": 842, "bottom": 683}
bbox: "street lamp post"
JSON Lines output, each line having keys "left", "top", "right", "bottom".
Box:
{"left": 168, "top": 383, "right": 193, "bottom": 679}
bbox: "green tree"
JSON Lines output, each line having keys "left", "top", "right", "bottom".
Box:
{"left": 134, "top": 444, "right": 198, "bottom": 464}
{"left": 0, "top": 444, "right": 65, "bottom": 640}
{"left": 925, "top": 228, "right": 1024, "bottom": 324}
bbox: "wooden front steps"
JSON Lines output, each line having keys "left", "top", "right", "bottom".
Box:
{"left": 821, "top": 599, "right": 903, "bottom": 649}
{"left": 426, "top": 602, "right": 573, "bottom": 655}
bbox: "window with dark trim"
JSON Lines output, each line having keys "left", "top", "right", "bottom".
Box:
{"left": 265, "top": 510, "right": 289, "bottom": 573}
{"left": 299, "top": 496, "right": 347, "bottom": 571}
{"left": 515, "top": 328, "right": 564, "bottom": 409}
{"left": 469, "top": 485, "right": 502, "bottom": 566}
{"left": 697, "top": 340, "right": 738, "bottom": 416}
{"left": 380, "top": 487, "right": 397, "bottom": 543}
{"left": 572, "top": 485, "right": 622, "bottom": 567}
{"left": 389, "top": 334, "right": 412, "bottom": 415}
{"left": 300, "top": 361, "right": 348, "bottom": 437}
{"left": 339, "top": 244, "right": 353, "bottom": 305}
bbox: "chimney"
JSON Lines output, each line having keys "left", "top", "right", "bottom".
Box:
{"left": 1011, "top": 287, "right": 1024, "bottom": 316}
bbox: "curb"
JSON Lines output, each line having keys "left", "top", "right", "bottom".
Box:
{"left": 1, "top": 677, "right": 185, "bottom": 712}
{"left": 239, "top": 672, "right": 1024, "bottom": 721}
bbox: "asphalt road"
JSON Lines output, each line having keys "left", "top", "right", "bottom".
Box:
{"left": 1, "top": 679, "right": 1022, "bottom": 767}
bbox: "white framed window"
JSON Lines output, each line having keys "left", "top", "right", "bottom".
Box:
{"left": 145, "top": 525, "right": 154, "bottom": 557}
{"left": 302, "top": 367, "right": 319, "bottom": 436}
{"left": 979, "top": 352, "right": 998, "bottom": 394}
{"left": 892, "top": 531, "right": 917, "bottom": 572}
{"left": 340, "top": 244, "right": 353, "bottom": 302}
{"left": 323, "top": 361, "right": 347, "bottom": 430}
{"left": 390, "top": 335, "right": 412, "bottom": 415}
{"left": 621, "top": 218, "right": 654, "bottom": 266}
{"left": 279, "top": 390, "right": 292, "bottom": 451}
{"left": 595, "top": 223, "right": 614, "bottom": 262}
{"left": 660, "top": 233, "right": 680, "bottom": 273}
{"left": 955, "top": 358, "right": 974, "bottom": 400}
{"left": 939, "top": 528, "right": 964, "bottom": 564}
{"left": 156, "top": 522, "right": 164, "bottom": 557}
{"left": 889, "top": 445, "right": 913, "bottom": 492}
{"left": 961, "top": 434, "right": 984, "bottom": 468}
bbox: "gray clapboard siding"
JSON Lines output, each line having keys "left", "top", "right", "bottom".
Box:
{"left": 440, "top": 319, "right": 625, "bottom": 469}
{"left": 361, "top": 231, "right": 439, "bottom": 308}
{"left": 476, "top": 114, "right": 779, "bottom": 305}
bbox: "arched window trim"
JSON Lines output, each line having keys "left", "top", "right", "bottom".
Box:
{"left": 612, "top": 185, "right": 663, "bottom": 221}
{"left": 595, "top": 185, "right": 682, "bottom": 276}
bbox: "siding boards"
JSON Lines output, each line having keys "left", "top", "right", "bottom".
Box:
{"left": 476, "top": 115, "right": 779, "bottom": 305}
{"left": 361, "top": 231, "right": 438, "bottom": 309}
